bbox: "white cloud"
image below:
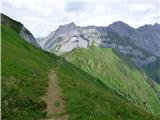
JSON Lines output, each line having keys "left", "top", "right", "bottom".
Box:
{"left": 1, "top": 0, "right": 159, "bottom": 37}
{"left": 129, "top": 4, "right": 153, "bottom": 11}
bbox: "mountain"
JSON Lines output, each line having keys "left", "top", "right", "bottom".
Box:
{"left": 40, "top": 21, "right": 160, "bottom": 57}
{"left": 39, "top": 22, "right": 160, "bottom": 84}
{"left": 1, "top": 14, "right": 40, "bottom": 47}
{"left": 3, "top": 14, "right": 160, "bottom": 120}
{"left": 108, "top": 21, "right": 160, "bottom": 57}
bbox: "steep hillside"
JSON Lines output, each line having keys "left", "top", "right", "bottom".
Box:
{"left": 2, "top": 18, "right": 54, "bottom": 119}
{"left": 1, "top": 13, "right": 39, "bottom": 47}
{"left": 142, "top": 58, "right": 160, "bottom": 84}
{"left": 2, "top": 14, "right": 160, "bottom": 120}
{"left": 65, "top": 46, "right": 160, "bottom": 116}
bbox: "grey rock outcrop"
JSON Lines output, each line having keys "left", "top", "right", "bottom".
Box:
{"left": 41, "top": 23, "right": 103, "bottom": 53}
{"left": 20, "top": 26, "right": 40, "bottom": 47}
{"left": 108, "top": 22, "right": 160, "bottom": 57}
{"left": 1, "top": 13, "right": 39, "bottom": 47}
{"left": 40, "top": 22, "right": 160, "bottom": 57}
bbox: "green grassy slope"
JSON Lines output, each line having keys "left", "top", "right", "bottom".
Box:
{"left": 2, "top": 19, "right": 54, "bottom": 119}
{"left": 64, "top": 46, "right": 160, "bottom": 117}
{"left": 2, "top": 14, "right": 160, "bottom": 120}
{"left": 142, "top": 58, "right": 160, "bottom": 84}
{"left": 1, "top": 14, "right": 23, "bottom": 33}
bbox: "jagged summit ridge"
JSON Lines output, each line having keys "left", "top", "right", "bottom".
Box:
{"left": 40, "top": 21, "right": 160, "bottom": 57}
{"left": 55, "top": 22, "right": 77, "bottom": 36}
{"left": 42, "top": 22, "right": 103, "bottom": 52}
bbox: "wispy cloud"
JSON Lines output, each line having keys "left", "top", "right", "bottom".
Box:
{"left": 129, "top": 4, "right": 154, "bottom": 11}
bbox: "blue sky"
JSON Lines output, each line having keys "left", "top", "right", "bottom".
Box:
{"left": 1, "top": 0, "right": 160, "bottom": 38}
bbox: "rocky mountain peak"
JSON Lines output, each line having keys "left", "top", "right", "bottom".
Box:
{"left": 108, "top": 21, "right": 133, "bottom": 29}
{"left": 67, "top": 22, "right": 76, "bottom": 27}
{"left": 109, "top": 21, "right": 128, "bottom": 26}
{"left": 53, "top": 22, "right": 77, "bottom": 37}
{"left": 154, "top": 23, "right": 160, "bottom": 27}
{"left": 58, "top": 22, "right": 77, "bottom": 31}
{"left": 137, "top": 23, "right": 160, "bottom": 32}
{"left": 40, "top": 21, "right": 160, "bottom": 57}
{"left": 108, "top": 21, "right": 135, "bottom": 37}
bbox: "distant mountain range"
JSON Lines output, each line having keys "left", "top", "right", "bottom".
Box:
{"left": 38, "top": 21, "right": 160, "bottom": 84}
{"left": 40, "top": 21, "right": 160, "bottom": 57}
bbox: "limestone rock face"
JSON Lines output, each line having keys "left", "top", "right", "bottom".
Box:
{"left": 1, "top": 13, "right": 39, "bottom": 47}
{"left": 20, "top": 26, "right": 40, "bottom": 47}
{"left": 39, "top": 22, "right": 159, "bottom": 66}
{"left": 108, "top": 22, "right": 160, "bottom": 57}
{"left": 41, "top": 23, "right": 104, "bottom": 53}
